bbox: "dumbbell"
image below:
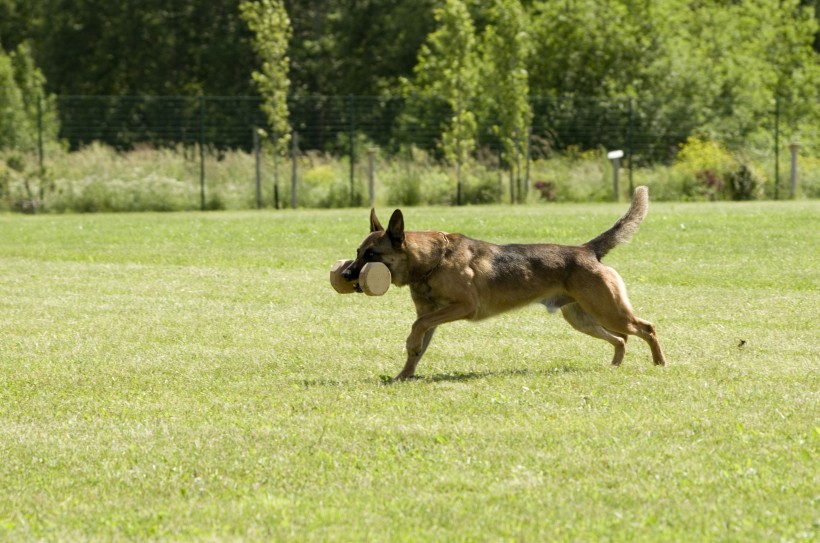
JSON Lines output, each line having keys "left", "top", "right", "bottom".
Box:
{"left": 330, "top": 259, "right": 391, "bottom": 296}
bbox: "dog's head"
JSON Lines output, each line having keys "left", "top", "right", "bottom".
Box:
{"left": 343, "top": 208, "right": 408, "bottom": 288}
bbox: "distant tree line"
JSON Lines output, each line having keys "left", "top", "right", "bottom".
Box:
{"left": 1, "top": 0, "right": 819, "bottom": 160}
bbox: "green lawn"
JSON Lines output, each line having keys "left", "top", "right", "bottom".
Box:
{"left": 0, "top": 200, "right": 817, "bottom": 541}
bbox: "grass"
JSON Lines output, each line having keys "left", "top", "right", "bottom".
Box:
{"left": 0, "top": 199, "right": 818, "bottom": 541}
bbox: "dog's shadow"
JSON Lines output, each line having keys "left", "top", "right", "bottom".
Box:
{"left": 378, "top": 365, "right": 586, "bottom": 385}
{"left": 299, "top": 365, "right": 587, "bottom": 388}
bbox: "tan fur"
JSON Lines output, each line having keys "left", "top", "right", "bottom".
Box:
{"left": 342, "top": 186, "right": 666, "bottom": 380}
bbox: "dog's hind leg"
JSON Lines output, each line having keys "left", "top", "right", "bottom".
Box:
{"left": 571, "top": 266, "right": 667, "bottom": 366}
{"left": 560, "top": 303, "right": 628, "bottom": 366}
{"left": 628, "top": 318, "right": 666, "bottom": 366}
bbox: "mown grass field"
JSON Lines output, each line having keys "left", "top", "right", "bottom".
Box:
{"left": 0, "top": 199, "right": 817, "bottom": 541}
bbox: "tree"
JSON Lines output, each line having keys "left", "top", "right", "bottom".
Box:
{"left": 325, "top": 0, "right": 436, "bottom": 96}
{"left": 526, "top": 0, "right": 820, "bottom": 161}
{"left": 0, "top": 47, "right": 28, "bottom": 150}
{"left": 0, "top": 41, "right": 58, "bottom": 212}
{"left": 480, "top": 0, "right": 532, "bottom": 202}
{"left": 240, "top": 0, "right": 292, "bottom": 208}
{"left": 411, "top": 0, "right": 479, "bottom": 205}
{"left": 0, "top": 41, "right": 57, "bottom": 152}
{"left": 240, "top": 0, "right": 292, "bottom": 148}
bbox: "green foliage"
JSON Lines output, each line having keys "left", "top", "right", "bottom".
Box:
{"left": 529, "top": 0, "right": 820, "bottom": 153}
{"left": 0, "top": 42, "right": 57, "bottom": 152}
{"left": 383, "top": 147, "right": 451, "bottom": 206}
{"left": 410, "top": 0, "right": 479, "bottom": 198}
{"left": 240, "top": 0, "right": 292, "bottom": 153}
{"left": 480, "top": 0, "right": 532, "bottom": 202}
{"left": 673, "top": 137, "right": 767, "bottom": 201}
{"left": 319, "top": 0, "right": 436, "bottom": 96}
{"left": 674, "top": 137, "right": 736, "bottom": 177}
{"left": 2, "top": 0, "right": 819, "bottom": 167}
{"left": 725, "top": 163, "right": 764, "bottom": 201}
{"left": 299, "top": 160, "right": 351, "bottom": 208}
{"left": 15, "top": 0, "right": 256, "bottom": 97}
{"left": 0, "top": 49, "right": 28, "bottom": 150}
{"left": 0, "top": 42, "right": 59, "bottom": 212}
{"left": 7, "top": 141, "right": 814, "bottom": 213}
{"left": 795, "top": 153, "right": 820, "bottom": 198}
{"left": 461, "top": 169, "right": 502, "bottom": 204}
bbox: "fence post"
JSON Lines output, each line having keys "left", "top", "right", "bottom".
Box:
{"left": 367, "top": 148, "right": 376, "bottom": 206}
{"left": 254, "top": 127, "right": 262, "bottom": 209}
{"left": 199, "top": 96, "right": 206, "bottom": 211}
{"left": 509, "top": 165, "right": 514, "bottom": 205}
{"left": 37, "top": 95, "right": 44, "bottom": 174}
{"left": 274, "top": 138, "right": 280, "bottom": 210}
{"left": 291, "top": 131, "right": 298, "bottom": 209}
{"left": 348, "top": 95, "right": 356, "bottom": 206}
{"left": 524, "top": 125, "right": 531, "bottom": 200}
{"left": 627, "top": 97, "right": 634, "bottom": 194}
{"left": 608, "top": 150, "right": 624, "bottom": 201}
{"left": 498, "top": 148, "right": 504, "bottom": 200}
{"left": 773, "top": 94, "right": 780, "bottom": 199}
{"left": 789, "top": 142, "right": 800, "bottom": 198}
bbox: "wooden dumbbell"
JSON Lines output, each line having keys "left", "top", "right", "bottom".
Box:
{"left": 358, "top": 262, "right": 391, "bottom": 296}
{"left": 330, "top": 259, "right": 357, "bottom": 294}
{"left": 330, "top": 259, "right": 391, "bottom": 296}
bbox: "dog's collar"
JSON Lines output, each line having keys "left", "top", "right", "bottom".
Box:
{"left": 422, "top": 232, "right": 449, "bottom": 281}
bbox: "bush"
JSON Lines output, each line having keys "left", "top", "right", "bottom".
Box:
{"left": 0, "top": 42, "right": 59, "bottom": 153}
{"left": 528, "top": 152, "right": 609, "bottom": 202}
{"left": 383, "top": 147, "right": 456, "bottom": 206}
{"left": 44, "top": 175, "right": 201, "bottom": 213}
{"left": 673, "top": 137, "right": 735, "bottom": 200}
{"left": 0, "top": 151, "right": 49, "bottom": 213}
{"left": 672, "top": 136, "right": 766, "bottom": 201}
{"left": 385, "top": 169, "right": 423, "bottom": 206}
{"left": 300, "top": 162, "right": 351, "bottom": 208}
{"left": 1, "top": 139, "right": 812, "bottom": 214}
{"left": 797, "top": 154, "right": 820, "bottom": 198}
{"left": 462, "top": 168, "right": 502, "bottom": 204}
{"left": 725, "top": 162, "right": 764, "bottom": 201}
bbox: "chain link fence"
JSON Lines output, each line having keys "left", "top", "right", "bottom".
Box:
{"left": 6, "top": 94, "right": 807, "bottom": 211}
{"left": 54, "top": 95, "right": 696, "bottom": 159}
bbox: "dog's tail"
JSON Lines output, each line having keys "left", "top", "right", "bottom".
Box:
{"left": 584, "top": 186, "right": 649, "bottom": 261}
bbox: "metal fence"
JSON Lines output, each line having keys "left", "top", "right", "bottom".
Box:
{"left": 25, "top": 94, "right": 802, "bottom": 208}
{"left": 53, "top": 95, "right": 697, "bottom": 158}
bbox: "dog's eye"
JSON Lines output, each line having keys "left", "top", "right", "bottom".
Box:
{"left": 364, "top": 249, "right": 377, "bottom": 260}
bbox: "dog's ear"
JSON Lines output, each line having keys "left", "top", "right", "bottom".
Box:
{"left": 387, "top": 209, "right": 405, "bottom": 246}
{"left": 370, "top": 208, "right": 384, "bottom": 232}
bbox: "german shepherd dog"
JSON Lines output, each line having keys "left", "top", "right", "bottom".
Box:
{"left": 342, "top": 186, "right": 667, "bottom": 380}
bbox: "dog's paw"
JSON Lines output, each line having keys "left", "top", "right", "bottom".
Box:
{"left": 393, "top": 372, "right": 420, "bottom": 382}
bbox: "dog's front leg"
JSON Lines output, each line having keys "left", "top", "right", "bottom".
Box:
{"left": 395, "top": 327, "right": 436, "bottom": 381}
{"left": 395, "top": 303, "right": 474, "bottom": 380}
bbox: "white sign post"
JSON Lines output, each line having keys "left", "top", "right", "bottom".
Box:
{"left": 607, "top": 150, "right": 624, "bottom": 201}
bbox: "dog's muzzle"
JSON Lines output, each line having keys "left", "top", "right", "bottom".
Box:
{"left": 341, "top": 265, "right": 364, "bottom": 292}
{"left": 341, "top": 267, "right": 359, "bottom": 281}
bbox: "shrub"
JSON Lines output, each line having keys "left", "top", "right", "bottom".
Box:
{"left": 797, "top": 154, "right": 820, "bottom": 198}
{"left": 462, "top": 168, "right": 502, "bottom": 204}
{"left": 385, "top": 169, "right": 423, "bottom": 206}
{"left": 528, "top": 154, "right": 609, "bottom": 202}
{"left": 299, "top": 162, "right": 352, "bottom": 208}
{"left": 725, "top": 162, "right": 764, "bottom": 201}
{"left": 672, "top": 136, "right": 767, "bottom": 201}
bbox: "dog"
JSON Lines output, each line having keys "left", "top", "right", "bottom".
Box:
{"left": 342, "top": 186, "right": 667, "bottom": 380}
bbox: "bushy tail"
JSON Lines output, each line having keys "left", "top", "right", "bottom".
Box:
{"left": 584, "top": 186, "right": 649, "bottom": 261}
